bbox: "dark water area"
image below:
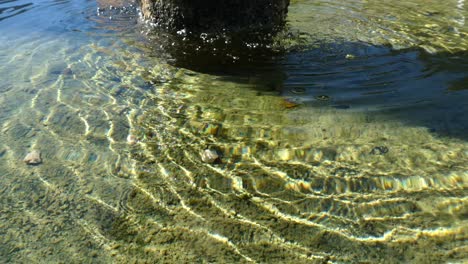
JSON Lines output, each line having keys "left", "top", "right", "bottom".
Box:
{"left": 149, "top": 28, "right": 468, "bottom": 140}
{"left": 0, "top": 0, "right": 467, "bottom": 263}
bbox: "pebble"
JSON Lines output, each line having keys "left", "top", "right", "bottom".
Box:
{"left": 315, "top": 95, "right": 330, "bottom": 101}
{"left": 201, "top": 149, "right": 219, "bottom": 163}
{"left": 202, "top": 124, "right": 219, "bottom": 136}
{"left": 282, "top": 98, "right": 300, "bottom": 109}
{"left": 127, "top": 134, "right": 138, "bottom": 145}
{"left": 62, "top": 67, "right": 73, "bottom": 76}
{"left": 24, "top": 150, "right": 42, "bottom": 165}
{"left": 370, "top": 146, "right": 389, "bottom": 155}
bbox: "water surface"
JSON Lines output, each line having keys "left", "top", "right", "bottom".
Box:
{"left": 0, "top": 0, "right": 467, "bottom": 263}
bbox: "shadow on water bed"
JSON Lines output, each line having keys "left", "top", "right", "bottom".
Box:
{"left": 144, "top": 28, "right": 468, "bottom": 141}
{"left": 118, "top": 22, "right": 468, "bottom": 263}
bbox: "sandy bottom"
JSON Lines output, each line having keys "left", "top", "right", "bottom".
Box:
{"left": 0, "top": 29, "right": 466, "bottom": 264}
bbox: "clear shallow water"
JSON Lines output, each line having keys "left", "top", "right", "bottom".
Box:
{"left": 0, "top": 0, "right": 467, "bottom": 263}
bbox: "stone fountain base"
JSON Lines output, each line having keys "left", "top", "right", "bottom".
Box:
{"left": 139, "top": 0, "right": 290, "bottom": 33}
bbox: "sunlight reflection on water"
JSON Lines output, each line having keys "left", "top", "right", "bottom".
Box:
{"left": 0, "top": 0, "right": 467, "bottom": 263}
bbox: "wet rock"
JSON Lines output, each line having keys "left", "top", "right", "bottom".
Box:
{"left": 139, "top": 0, "right": 290, "bottom": 33}
{"left": 201, "top": 149, "right": 219, "bottom": 163}
{"left": 23, "top": 150, "right": 42, "bottom": 165}
{"left": 370, "top": 146, "right": 389, "bottom": 155}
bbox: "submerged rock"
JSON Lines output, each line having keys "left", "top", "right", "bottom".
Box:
{"left": 62, "top": 67, "right": 73, "bottom": 76}
{"left": 370, "top": 146, "right": 389, "bottom": 155}
{"left": 201, "top": 149, "right": 219, "bottom": 163}
{"left": 23, "top": 150, "right": 42, "bottom": 165}
{"left": 127, "top": 134, "right": 138, "bottom": 145}
{"left": 282, "top": 98, "right": 301, "bottom": 109}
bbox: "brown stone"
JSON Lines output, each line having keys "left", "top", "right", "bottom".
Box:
{"left": 23, "top": 150, "right": 42, "bottom": 165}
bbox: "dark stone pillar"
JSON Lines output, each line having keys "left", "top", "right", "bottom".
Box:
{"left": 139, "top": 0, "right": 290, "bottom": 33}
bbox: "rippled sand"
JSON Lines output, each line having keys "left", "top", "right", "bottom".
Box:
{"left": 0, "top": 0, "right": 467, "bottom": 263}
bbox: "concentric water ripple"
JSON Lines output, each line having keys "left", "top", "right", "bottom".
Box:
{"left": 0, "top": 0, "right": 467, "bottom": 263}
{"left": 129, "top": 67, "right": 467, "bottom": 262}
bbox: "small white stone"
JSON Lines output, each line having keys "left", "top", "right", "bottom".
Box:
{"left": 201, "top": 149, "right": 219, "bottom": 163}
{"left": 345, "top": 54, "right": 356, "bottom": 60}
{"left": 127, "top": 134, "right": 138, "bottom": 145}
{"left": 24, "top": 150, "right": 42, "bottom": 165}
